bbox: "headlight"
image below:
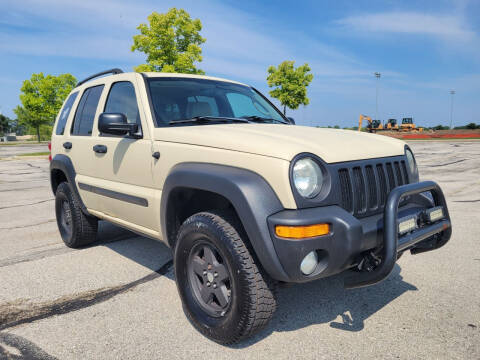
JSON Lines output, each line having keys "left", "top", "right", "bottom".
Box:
{"left": 405, "top": 147, "right": 419, "bottom": 181}
{"left": 292, "top": 158, "right": 323, "bottom": 198}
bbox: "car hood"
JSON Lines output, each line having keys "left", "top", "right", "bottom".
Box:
{"left": 153, "top": 124, "right": 406, "bottom": 163}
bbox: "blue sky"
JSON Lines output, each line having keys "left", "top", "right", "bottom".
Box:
{"left": 1, "top": 0, "right": 479, "bottom": 127}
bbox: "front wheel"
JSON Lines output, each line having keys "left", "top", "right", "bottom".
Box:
{"left": 174, "top": 211, "right": 277, "bottom": 344}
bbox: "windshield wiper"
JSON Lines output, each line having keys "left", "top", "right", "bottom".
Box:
{"left": 241, "top": 115, "right": 288, "bottom": 124}
{"left": 169, "top": 116, "right": 251, "bottom": 125}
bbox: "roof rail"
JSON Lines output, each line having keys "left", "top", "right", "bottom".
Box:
{"left": 76, "top": 68, "right": 124, "bottom": 87}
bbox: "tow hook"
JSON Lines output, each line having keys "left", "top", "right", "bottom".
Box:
{"left": 357, "top": 252, "right": 381, "bottom": 272}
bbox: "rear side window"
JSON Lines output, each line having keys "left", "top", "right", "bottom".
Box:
{"left": 71, "top": 85, "right": 104, "bottom": 136}
{"left": 104, "top": 82, "right": 140, "bottom": 124}
{"left": 56, "top": 92, "right": 78, "bottom": 135}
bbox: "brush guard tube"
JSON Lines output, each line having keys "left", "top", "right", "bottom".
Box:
{"left": 344, "top": 181, "right": 452, "bottom": 289}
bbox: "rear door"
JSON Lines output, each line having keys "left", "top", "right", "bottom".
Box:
{"left": 67, "top": 83, "right": 105, "bottom": 212}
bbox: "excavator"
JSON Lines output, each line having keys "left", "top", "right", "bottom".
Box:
{"left": 400, "top": 117, "right": 423, "bottom": 132}
{"left": 358, "top": 114, "right": 383, "bottom": 133}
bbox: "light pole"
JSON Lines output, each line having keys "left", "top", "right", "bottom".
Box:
{"left": 449, "top": 90, "right": 455, "bottom": 129}
{"left": 374, "top": 72, "right": 381, "bottom": 121}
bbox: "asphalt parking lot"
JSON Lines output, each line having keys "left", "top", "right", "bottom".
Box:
{"left": 0, "top": 141, "right": 479, "bottom": 359}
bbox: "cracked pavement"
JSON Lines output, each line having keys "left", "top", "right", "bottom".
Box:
{"left": 0, "top": 141, "right": 479, "bottom": 359}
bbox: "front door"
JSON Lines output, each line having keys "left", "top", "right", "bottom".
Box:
{"left": 88, "top": 74, "right": 158, "bottom": 233}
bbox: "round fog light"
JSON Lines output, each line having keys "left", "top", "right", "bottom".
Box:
{"left": 300, "top": 251, "right": 318, "bottom": 275}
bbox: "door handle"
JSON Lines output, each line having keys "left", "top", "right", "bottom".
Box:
{"left": 93, "top": 144, "right": 107, "bottom": 154}
{"left": 63, "top": 142, "right": 72, "bottom": 149}
{"left": 152, "top": 151, "right": 160, "bottom": 160}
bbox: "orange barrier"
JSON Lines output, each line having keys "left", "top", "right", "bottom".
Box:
{"left": 401, "top": 133, "right": 480, "bottom": 139}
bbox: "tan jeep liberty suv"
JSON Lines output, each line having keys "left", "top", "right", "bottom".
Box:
{"left": 49, "top": 68, "right": 452, "bottom": 344}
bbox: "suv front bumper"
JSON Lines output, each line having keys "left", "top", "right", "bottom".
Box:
{"left": 267, "top": 181, "right": 452, "bottom": 287}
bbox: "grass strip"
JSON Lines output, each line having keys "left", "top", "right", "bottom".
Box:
{"left": 17, "top": 152, "right": 50, "bottom": 156}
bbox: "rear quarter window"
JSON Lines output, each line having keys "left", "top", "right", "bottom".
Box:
{"left": 55, "top": 92, "right": 78, "bottom": 135}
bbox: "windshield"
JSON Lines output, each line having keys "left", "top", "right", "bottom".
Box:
{"left": 146, "top": 77, "right": 287, "bottom": 126}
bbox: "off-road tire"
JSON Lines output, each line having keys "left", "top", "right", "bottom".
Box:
{"left": 55, "top": 182, "right": 98, "bottom": 248}
{"left": 174, "top": 210, "right": 277, "bottom": 344}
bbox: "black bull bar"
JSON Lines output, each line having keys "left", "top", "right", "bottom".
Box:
{"left": 344, "top": 181, "right": 452, "bottom": 289}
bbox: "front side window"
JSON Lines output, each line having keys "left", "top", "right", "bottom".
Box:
{"left": 104, "top": 82, "right": 140, "bottom": 125}
{"left": 56, "top": 92, "right": 78, "bottom": 135}
{"left": 71, "top": 85, "right": 104, "bottom": 136}
{"left": 147, "top": 78, "right": 286, "bottom": 126}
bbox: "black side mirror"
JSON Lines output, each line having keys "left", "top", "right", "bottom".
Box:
{"left": 98, "top": 113, "right": 138, "bottom": 136}
{"left": 287, "top": 117, "right": 295, "bottom": 125}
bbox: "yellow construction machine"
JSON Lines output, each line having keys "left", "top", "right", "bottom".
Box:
{"left": 400, "top": 117, "right": 423, "bottom": 132}
{"left": 385, "top": 118, "right": 399, "bottom": 131}
{"left": 358, "top": 114, "right": 383, "bottom": 133}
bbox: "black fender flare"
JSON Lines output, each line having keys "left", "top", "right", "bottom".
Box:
{"left": 160, "top": 162, "right": 290, "bottom": 282}
{"left": 50, "top": 154, "right": 88, "bottom": 214}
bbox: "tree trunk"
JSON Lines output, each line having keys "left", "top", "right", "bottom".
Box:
{"left": 36, "top": 126, "right": 41, "bottom": 143}
{"left": 283, "top": 105, "right": 286, "bottom": 115}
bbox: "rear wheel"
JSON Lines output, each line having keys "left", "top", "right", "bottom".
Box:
{"left": 55, "top": 182, "right": 98, "bottom": 248}
{"left": 174, "top": 211, "right": 277, "bottom": 344}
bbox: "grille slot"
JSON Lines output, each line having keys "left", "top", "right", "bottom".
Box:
{"left": 401, "top": 160, "right": 409, "bottom": 183}
{"left": 394, "top": 162, "right": 403, "bottom": 185}
{"left": 365, "top": 165, "right": 377, "bottom": 209}
{"left": 386, "top": 163, "right": 396, "bottom": 190}
{"left": 338, "top": 157, "right": 410, "bottom": 218}
{"left": 352, "top": 167, "right": 366, "bottom": 214}
{"left": 338, "top": 169, "right": 353, "bottom": 213}
{"left": 376, "top": 164, "right": 387, "bottom": 207}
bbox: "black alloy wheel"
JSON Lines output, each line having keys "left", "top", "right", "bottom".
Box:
{"left": 187, "top": 242, "right": 232, "bottom": 317}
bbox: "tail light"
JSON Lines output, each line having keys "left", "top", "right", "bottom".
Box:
{"left": 48, "top": 141, "right": 52, "bottom": 162}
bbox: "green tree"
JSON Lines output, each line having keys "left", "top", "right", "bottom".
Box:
{"left": 267, "top": 60, "right": 313, "bottom": 115}
{"left": 0, "top": 114, "right": 11, "bottom": 136}
{"left": 14, "top": 73, "right": 76, "bottom": 142}
{"left": 131, "top": 8, "right": 206, "bottom": 74}
{"left": 432, "top": 125, "right": 450, "bottom": 131}
{"left": 7, "top": 118, "right": 25, "bottom": 136}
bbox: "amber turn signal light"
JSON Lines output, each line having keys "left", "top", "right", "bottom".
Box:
{"left": 275, "top": 223, "right": 330, "bottom": 239}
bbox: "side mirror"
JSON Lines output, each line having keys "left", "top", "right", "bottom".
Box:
{"left": 287, "top": 117, "right": 295, "bottom": 125}
{"left": 98, "top": 113, "right": 138, "bottom": 136}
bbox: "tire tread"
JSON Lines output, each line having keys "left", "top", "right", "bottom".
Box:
{"left": 177, "top": 210, "right": 277, "bottom": 344}
{"left": 56, "top": 182, "right": 97, "bottom": 248}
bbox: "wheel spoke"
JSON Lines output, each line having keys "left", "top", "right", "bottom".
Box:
{"left": 200, "top": 284, "right": 213, "bottom": 303}
{"left": 203, "top": 246, "right": 217, "bottom": 265}
{"left": 191, "top": 257, "right": 206, "bottom": 277}
{"left": 213, "top": 263, "right": 229, "bottom": 282}
{"left": 214, "top": 285, "right": 229, "bottom": 307}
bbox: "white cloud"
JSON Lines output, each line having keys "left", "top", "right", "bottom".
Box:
{"left": 335, "top": 11, "right": 475, "bottom": 41}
